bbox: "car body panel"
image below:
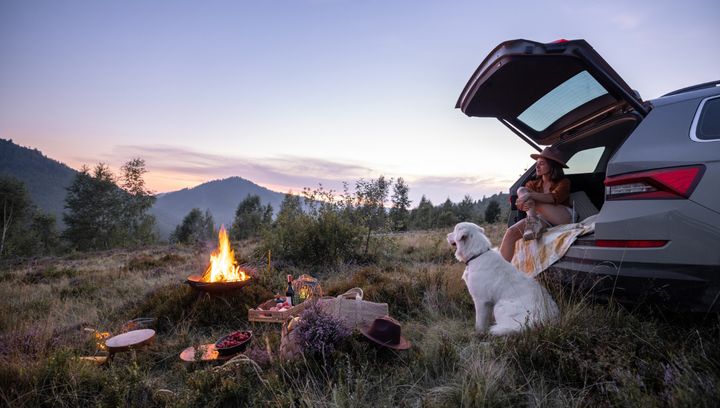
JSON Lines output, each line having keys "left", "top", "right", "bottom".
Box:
{"left": 607, "top": 92, "right": 720, "bottom": 213}
{"left": 572, "top": 200, "right": 720, "bottom": 266}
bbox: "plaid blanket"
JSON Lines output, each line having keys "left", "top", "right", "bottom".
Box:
{"left": 512, "top": 216, "right": 597, "bottom": 277}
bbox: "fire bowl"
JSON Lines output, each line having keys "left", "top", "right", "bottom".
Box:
{"left": 185, "top": 274, "right": 254, "bottom": 294}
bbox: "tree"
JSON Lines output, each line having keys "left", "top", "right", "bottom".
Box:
{"left": 456, "top": 195, "right": 475, "bottom": 222}
{"left": 389, "top": 177, "right": 411, "bottom": 231}
{"left": 63, "top": 160, "right": 156, "bottom": 251}
{"left": 63, "top": 164, "right": 126, "bottom": 250}
{"left": 355, "top": 176, "right": 391, "bottom": 255}
{"left": 410, "top": 195, "right": 434, "bottom": 230}
{"left": 0, "top": 176, "right": 30, "bottom": 257}
{"left": 1, "top": 176, "right": 62, "bottom": 258}
{"left": 171, "top": 208, "right": 216, "bottom": 244}
{"left": 485, "top": 200, "right": 501, "bottom": 223}
{"left": 231, "top": 195, "right": 273, "bottom": 240}
{"left": 120, "top": 158, "right": 157, "bottom": 246}
{"left": 27, "top": 212, "right": 61, "bottom": 255}
{"left": 437, "top": 198, "right": 458, "bottom": 227}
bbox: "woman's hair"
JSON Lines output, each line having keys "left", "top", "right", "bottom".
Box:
{"left": 536, "top": 159, "right": 565, "bottom": 181}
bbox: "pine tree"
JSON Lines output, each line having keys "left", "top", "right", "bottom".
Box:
{"left": 231, "top": 195, "right": 273, "bottom": 240}
{"left": 171, "top": 208, "right": 216, "bottom": 244}
{"left": 410, "top": 195, "right": 434, "bottom": 230}
{"left": 484, "top": 200, "right": 501, "bottom": 223}
{"left": 0, "top": 176, "right": 30, "bottom": 257}
{"left": 457, "top": 195, "right": 475, "bottom": 222}
{"left": 63, "top": 164, "right": 125, "bottom": 250}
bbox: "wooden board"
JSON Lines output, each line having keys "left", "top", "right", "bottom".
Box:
{"left": 105, "top": 329, "right": 155, "bottom": 352}
{"left": 179, "top": 344, "right": 234, "bottom": 362}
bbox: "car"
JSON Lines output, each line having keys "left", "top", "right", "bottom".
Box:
{"left": 456, "top": 39, "right": 720, "bottom": 312}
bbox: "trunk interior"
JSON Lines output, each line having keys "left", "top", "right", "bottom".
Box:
{"left": 508, "top": 112, "right": 641, "bottom": 226}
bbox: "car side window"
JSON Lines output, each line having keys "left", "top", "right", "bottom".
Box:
{"left": 692, "top": 96, "right": 720, "bottom": 142}
{"left": 564, "top": 147, "right": 605, "bottom": 174}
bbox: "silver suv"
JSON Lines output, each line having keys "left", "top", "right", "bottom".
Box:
{"left": 456, "top": 39, "right": 720, "bottom": 312}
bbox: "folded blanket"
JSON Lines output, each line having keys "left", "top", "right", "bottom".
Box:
{"left": 512, "top": 215, "right": 597, "bottom": 277}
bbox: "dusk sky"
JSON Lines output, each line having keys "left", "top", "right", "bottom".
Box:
{"left": 1, "top": 0, "right": 718, "bottom": 204}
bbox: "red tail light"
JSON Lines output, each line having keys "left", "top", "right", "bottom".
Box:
{"left": 596, "top": 240, "right": 668, "bottom": 248}
{"left": 604, "top": 165, "right": 705, "bottom": 200}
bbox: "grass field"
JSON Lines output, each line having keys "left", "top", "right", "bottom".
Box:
{"left": 1, "top": 226, "right": 718, "bottom": 407}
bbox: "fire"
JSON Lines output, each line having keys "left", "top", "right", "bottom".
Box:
{"left": 201, "top": 226, "right": 249, "bottom": 283}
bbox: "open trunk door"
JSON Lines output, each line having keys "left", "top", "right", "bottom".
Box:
{"left": 456, "top": 39, "right": 649, "bottom": 147}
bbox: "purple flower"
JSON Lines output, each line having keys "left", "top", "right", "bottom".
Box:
{"left": 295, "top": 304, "right": 351, "bottom": 355}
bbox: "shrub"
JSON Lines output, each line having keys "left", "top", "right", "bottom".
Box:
{"left": 261, "top": 189, "right": 363, "bottom": 266}
{"left": 295, "top": 303, "right": 352, "bottom": 357}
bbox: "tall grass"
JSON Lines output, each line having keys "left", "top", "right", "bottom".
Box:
{"left": 0, "top": 225, "right": 718, "bottom": 407}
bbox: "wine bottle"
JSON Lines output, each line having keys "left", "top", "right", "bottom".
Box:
{"left": 285, "top": 275, "right": 295, "bottom": 306}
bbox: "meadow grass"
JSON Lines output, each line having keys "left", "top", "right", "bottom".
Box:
{"left": 0, "top": 226, "right": 718, "bottom": 407}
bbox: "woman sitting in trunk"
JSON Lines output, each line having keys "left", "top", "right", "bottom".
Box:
{"left": 500, "top": 146, "right": 573, "bottom": 263}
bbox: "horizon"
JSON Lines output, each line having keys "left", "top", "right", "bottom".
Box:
{"left": 1, "top": 0, "right": 718, "bottom": 204}
{"left": 3, "top": 137, "right": 509, "bottom": 206}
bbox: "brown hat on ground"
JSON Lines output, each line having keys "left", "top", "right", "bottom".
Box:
{"left": 360, "top": 316, "right": 411, "bottom": 350}
{"left": 530, "top": 146, "right": 569, "bottom": 168}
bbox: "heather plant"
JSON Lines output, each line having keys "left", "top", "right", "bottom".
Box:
{"left": 295, "top": 303, "right": 352, "bottom": 356}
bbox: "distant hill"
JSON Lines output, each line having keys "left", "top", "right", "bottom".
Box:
{"left": 151, "top": 177, "right": 287, "bottom": 238}
{"left": 0, "top": 138, "right": 77, "bottom": 225}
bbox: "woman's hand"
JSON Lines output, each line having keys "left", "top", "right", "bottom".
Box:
{"left": 516, "top": 192, "right": 534, "bottom": 211}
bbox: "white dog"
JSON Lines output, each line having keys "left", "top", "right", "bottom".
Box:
{"left": 447, "top": 222, "right": 559, "bottom": 335}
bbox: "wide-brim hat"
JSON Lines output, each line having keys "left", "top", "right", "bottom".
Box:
{"left": 530, "top": 146, "right": 569, "bottom": 168}
{"left": 360, "top": 316, "right": 411, "bottom": 350}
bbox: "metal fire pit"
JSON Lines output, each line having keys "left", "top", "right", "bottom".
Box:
{"left": 185, "top": 275, "right": 254, "bottom": 293}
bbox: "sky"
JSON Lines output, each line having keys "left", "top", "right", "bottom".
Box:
{"left": 1, "top": 0, "right": 718, "bottom": 205}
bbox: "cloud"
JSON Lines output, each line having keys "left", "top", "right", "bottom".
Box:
{"left": 111, "top": 144, "right": 373, "bottom": 191}
{"left": 107, "top": 144, "right": 512, "bottom": 204}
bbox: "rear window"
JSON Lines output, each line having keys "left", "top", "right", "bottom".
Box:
{"left": 565, "top": 147, "right": 605, "bottom": 174}
{"left": 693, "top": 96, "right": 720, "bottom": 141}
{"left": 517, "top": 71, "right": 609, "bottom": 131}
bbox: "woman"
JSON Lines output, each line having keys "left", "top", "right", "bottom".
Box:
{"left": 500, "top": 146, "right": 573, "bottom": 263}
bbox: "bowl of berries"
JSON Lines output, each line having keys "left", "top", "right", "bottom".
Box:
{"left": 215, "top": 330, "right": 252, "bottom": 356}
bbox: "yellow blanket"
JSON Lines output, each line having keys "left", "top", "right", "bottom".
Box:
{"left": 512, "top": 216, "right": 596, "bottom": 277}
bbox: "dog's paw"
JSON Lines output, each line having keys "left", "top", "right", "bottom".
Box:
{"left": 489, "top": 324, "right": 521, "bottom": 336}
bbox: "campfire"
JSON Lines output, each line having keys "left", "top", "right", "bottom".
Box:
{"left": 186, "top": 226, "right": 253, "bottom": 293}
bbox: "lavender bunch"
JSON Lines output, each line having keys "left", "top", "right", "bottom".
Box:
{"left": 295, "top": 304, "right": 351, "bottom": 356}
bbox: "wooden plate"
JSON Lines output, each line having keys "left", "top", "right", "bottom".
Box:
{"left": 105, "top": 329, "right": 155, "bottom": 352}
{"left": 179, "top": 344, "right": 234, "bottom": 362}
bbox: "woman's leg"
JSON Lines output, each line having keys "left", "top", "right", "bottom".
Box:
{"left": 535, "top": 203, "right": 572, "bottom": 226}
{"left": 500, "top": 219, "right": 525, "bottom": 262}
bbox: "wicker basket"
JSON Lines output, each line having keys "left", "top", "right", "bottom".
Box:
{"left": 248, "top": 299, "right": 311, "bottom": 323}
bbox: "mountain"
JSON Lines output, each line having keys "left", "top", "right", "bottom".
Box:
{"left": 151, "top": 177, "right": 287, "bottom": 238}
{"left": 0, "top": 138, "right": 77, "bottom": 224}
{"left": 0, "top": 139, "right": 288, "bottom": 237}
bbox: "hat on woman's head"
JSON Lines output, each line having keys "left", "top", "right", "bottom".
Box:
{"left": 360, "top": 316, "right": 411, "bottom": 350}
{"left": 530, "top": 146, "right": 569, "bottom": 168}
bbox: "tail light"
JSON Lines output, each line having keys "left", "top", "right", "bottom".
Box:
{"left": 596, "top": 240, "right": 668, "bottom": 248}
{"left": 604, "top": 165, "right": 705, "bottom": 200}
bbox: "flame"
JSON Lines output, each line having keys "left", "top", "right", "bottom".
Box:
{"left": 201, "top": 226, "right": 249, "bottom": 283}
